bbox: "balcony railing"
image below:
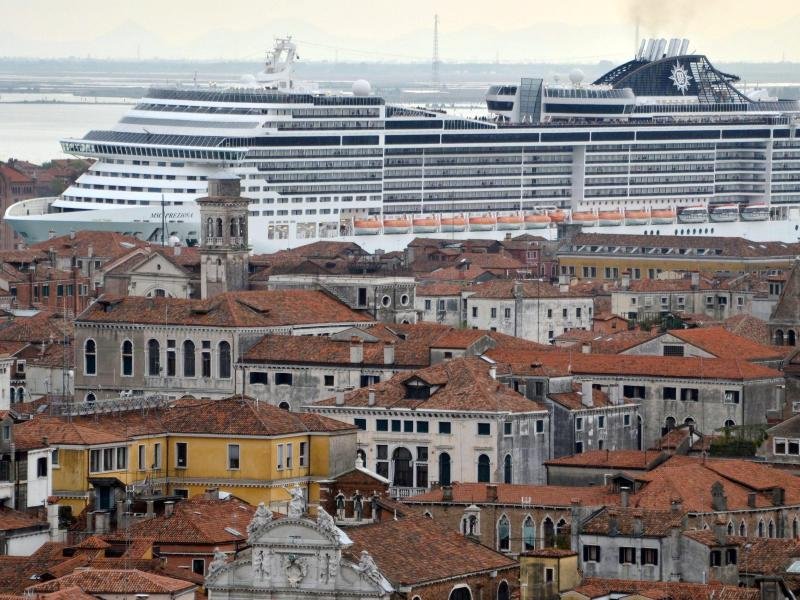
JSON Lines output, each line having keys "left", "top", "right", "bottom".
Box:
{"left": 389, "top": 486, "right": 428, "bottom": 499}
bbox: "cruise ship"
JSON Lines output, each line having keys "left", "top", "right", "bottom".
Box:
{"left": 7, "top": 36, "right": 800, "bottom": 252}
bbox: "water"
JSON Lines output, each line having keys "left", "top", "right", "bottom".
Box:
{"left": 0, "top": 101, "right": 131, "bottom": 163}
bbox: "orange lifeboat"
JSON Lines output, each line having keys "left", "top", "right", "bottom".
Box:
{"left": 496, "top": 214, "right": 524, "bottom": 230}
{"left": 382, "top": 217, "right": 411, "bottom": 234}
{"left": 597, "top": 210, "right": 623, "bottom": 226}
{"left": 548, "top": 209, "right": 567, "bottom": 223}
{"left": 650, "top": 208, "right": 676, "bottom": 224}
{"left": 412, "top": 215, "right": 439, "bottom": 233}
{"left": 468, "top": 214, "right": 497, "bottom": 231}
{"left": 571, "top": 211, "right": 597, "bottom": 226}
{"left": 440, "top": 215, "right": 467, "bottom": 232}
{"left": 624, "top": 209, "right": 650, "bottom": 226}
{"left": 524, "top": 214, "right": 551, "bottom": 229}
{"left": 353, "top": 218, "right": 381, "bottom": 235}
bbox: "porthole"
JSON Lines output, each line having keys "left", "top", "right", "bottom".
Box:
{"left": 400, "top": 294, "right": 410, "bottom": 306}
{"left": 381, "top": 295, "right": 391, "bottom": 307}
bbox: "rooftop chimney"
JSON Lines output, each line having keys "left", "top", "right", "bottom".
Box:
{"left": 772, "top": 486, "right": 785, "bottom": 507}
{"left": 621, "top": 271, "right": 631, "bottom": 290}
{"left": 670, "top": 497, "right": 683, "bottom": 515}
{"left": 350, "top": 337, "right": 363, "bottom": 363}
{"left": 558, "top": 274, "right": 569, "bottom": 293}
{"left": 632, "top": 514, "right": 643, "bottom": 536}
{"left": 205, "top": 487, "right": 219, "bottom": 501}
{"left": 48, "top": 230, "right": 56, "bottom": 240}
{"left": 486, "top": 484, "right": 498, "bottom": 503}
{"left": 620, "top": 487, "right": 630, "bottom": 508}
{"left": 442, "top": 485, "right": 453, "bottom": 502}
{"left": 335, "top": 390, "right": 345, "bottom": 406}
{"left": 174, "top": 245, "right": 182, "bottom": 256}
{"left": 69, "top": 230, "right": 76, "bottom": 240}
{"left": 383, "top": 341, "right": 395, "bottom": 365}
{"left": 691, "top": 272, "right": 700, "bottom": 290}
{"left": 164, "top": 501, "right": 175, "bottom": 517}
{"left": 747, "top": 492, "right": 757, "bottom": 508}
{"left": 581, "top": 342, "right": 591, "bottom": 354}
{"left": 368, "top": 388, "right": 376, "bottom": 406}
{"left": 489, "top": 365, "right": 497, "bottom": 380}
{"left": 608, "top": 508, "right": 619, "bottom": 536}
{"left": 581, "top": 380, "right": 593, "bottom": 407}
{"left": 714, "top": 515, "right": 727, "bottom": 546}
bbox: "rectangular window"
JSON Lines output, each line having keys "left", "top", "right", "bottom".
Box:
{"left": 275, "top": 372, "right": 293, "bottom": 386}
{"left": 663, "top": 345, "right": 685, "bottom": 356}
{"left": 354, "top": 418, "right": 367, "bottom": 430}
{"left": 90, "top": 449, "right": 101, "bottom": 473}
{"left": 583, "top": 545, "right": 601, "bottom": 562}
{"left": 472, "top": 307, "right": 478, "bottom": 318}
{"left": 416, "top": 421, "right": 429, "bottom": 433}
{"left": 504, "top": 422, "right": 513, "bottom": 436}
{"left": 598, "top": 416, "right": 605, "bottom": 429}
{"left": 623, "top": 414, "right": 631, "bottom": 427}
{"left": 725, "top": 549, "right": 737, "bottom": 565}
{"left": 202, "top": 340, "right": 212, "bottom": 378}
{"left": 535, "top": 419, "right": 545, "bottom": 433}
{"left": 562, "top": 308, "right": 568, "bottom": 318}
{"left": 504, "top": 308, "right": 511, "bottom": 319}
{"left": 176, "top": 442, "right": 187, "bottom": 468}
{"left": 324, "top": 375, "right": 335, "bottom": 387}
{"left": 153, "top": 443, "right": 162, "bottom": 469}
{"left": 641, "top": 548, "right": 659, "bottom": 566}
{"left": 138, "top": 445, "right": 146, "bottom": 470}
{"left": 391, "top": 419, "right": 401, "bottom": 432}
{"left": 619, "top": 547, "right": 637, "bottom": 564}
{"left": 547, "top": 308, "right": 553, "bottom": 318}
{"left": 710, "top": 550, "right": 722, "bottom": 567}
{"left": 103, "top": 448, "right": 114, "bottom": 471}
{"left": 192, "top": 558, "right": 205, "bottom": 575}
{"left": 663, "top": 387, "right": 677, "bottom": 400}
{"left": 299, "top": 442, "right": 307, "bottom": 467}
{"left": 576, "top": 307, "right": 582, "bottom": 318}
{"left": 249, "top": 371, "right": 268, "bottom": 385}
{"left": 116, "top": 447, "right": 127, "bottom": 470}
{"left": 228, "top": 444, "right": 240, "bottom": 469}
{"left": 775, "top": 438, "right": 787, "bottom": 454}
{"left": 724, "top": 390, "right": 740, "bottom": 404}
{"left": 623, "top": 385, "right": 645, "bottom": 399}
{"left": 376, "top": 444, "right": 388, "bottom": 478}
{"left": 491, "top": 307, "right": 497, "bottom": 318}
{"left": 575, "top": 441, "right": 583, "bottom": 453}
{"left": 477, "top": 422, "right": 491, "bottom": 436}
{"left": 789, "top": 440, "right": 800, "bottom": 455}
{"left": 286, "top": 443, "right": 293, "bottom": 469}
{"left": 438, "top": 421, "right": 452, "bottom": 434}
{"left": 51, "top": 449, "right": 59, "bottom": 466}
{"left": 277, "top": 444, "right": 284, "bottom": 469}
{"left": 575, "top": 417, "right": 583, "bottom": 431}
{"left": 425, "top": 299, "right": 432, "bottom": 311}
{"left": 376, "top": 419, "right": 388, "bottom": 432}
{"left": 37, "top": 456, "right": 47, "bottom": 477}
{"left": 680, "top": 388, "right": 699, "bottom": 402}
{"left": 403, "top": 420, "right": 414, "bottom": 433}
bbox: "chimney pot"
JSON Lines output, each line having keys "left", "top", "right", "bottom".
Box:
{"left": 335, "top": 390, "right": 345, "bottom": 406}
{"left": 581, "top": 381, "right": 593, "bottom": 407}
{"left": 164, "top": 501, "right": 175, "bottom": 517}
{"left": 486, "top": 484, "right": 498, "bottom": 502}
{"left": 620, "top": 487, "right": 630, "bottom": 508}
{"left": 442, "top": 485, "right": 453, "bottom": 502}
{"left": 368, "top": 388, "right": 376, "bottom": 406}
{"left": 350, "top": 337, "right": 364, "bottom": 363}
{"left": 383, "top": 341, "right": 395, "bottom": 365}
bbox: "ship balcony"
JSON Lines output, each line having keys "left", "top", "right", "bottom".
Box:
{"left": 4, "top": 196, "right": 60, "bottom": 217}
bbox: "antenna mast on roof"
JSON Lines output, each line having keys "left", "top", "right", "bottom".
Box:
{"left": 432, "top": 14, "right": 441, "bottom": 88}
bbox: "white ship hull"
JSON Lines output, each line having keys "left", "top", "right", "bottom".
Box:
{"left": 7, "top": 201, "right": 800, "bottom": 253}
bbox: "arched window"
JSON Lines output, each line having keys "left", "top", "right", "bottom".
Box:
{"left": 439, "top": 452, "right": 451, "bottom": 486}
{"left": 684, "top": 417, "right": 695, "bottom": 426}
{"left": 16, "top": 387, "right": 23, "bottom": 402}
{"left": 215, "top": 217, "right": 223, "bottom": 238}
{"left": 727, "top": 521, "right": 734, "bottom": 536}
{"left": 543, "top": 517, "right": 555, "bottom": 547}
{"left": 392, "top": 447, "right": 413, "bottom": 487}
{"left": 556, "top": 518, "right": 568, "bottom": 545}
{"left": 724, "top": 419, "right": 735, "bottom": 428}
{"left": 85, "top": 392, "right": 96, "bottom": 404}
{"left": 9, "top": 388, "right": 16, "bottom": 403}
{"left": 739, "top": 520, "right": 747, "bottom": 537}
{"left": 218, "top": 341, "right": 231, "bottom": 379}
{"left": 522, "top": 516, "right": 535, "bottom": 551}
{"left": 239, "top": 216, "right": 246, "bottom": 240}
{"left": 790, "top": 330, "right": 797, "bottom": 346}
{"left": 776, "top": 329, "right": 785, "bottom": 346}
{"left": 121, "top": 340, "right": 133, "bottom": 376}
{"left": 794, "top": 518, "right": 799, "bottom": 539}
{"left": 503, "top": 454, "right": 512, "bottom": 484}
{"left": 230, "top": 217, "right": 238, "bottom": 237}
{"left": 206, "top": 217, "right": 214, "bottom": 239}
{"left": 147, "top": 339, "right": 160, "bottom": 376}
{"left": 84, "top": 339, "right": 97, "bottom": 375}
{"left": 477, "top": 454, "right": 491, "bottom": 483}
{"left": 278, "top": 401, "right": 290, "bottom": 410}
{"left": 497, "top": 581, "right": 509, "bottom": 600}
{"left": 183, "top": 340, "right": 195, "bottom": 377}
{"left": 665, "top": 416, "right": 676, "bottom": 430}
{"left": 449, "top": 586, "right": 472, "bottom": 600}
{"left": 356, "top": 448, "right": 366, "bottom": 467}
{"left": 768, "top": 520, "right": 775, "bottom": 538}
{"left": 497, "top": 515, "right": 510, "bottom": 552}
{"left": 758, "top": 519, "right": 765, "bottom": 537}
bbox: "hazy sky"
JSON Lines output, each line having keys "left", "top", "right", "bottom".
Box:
{"left": 3, "top": 0, "right": 800, "bottom": 62}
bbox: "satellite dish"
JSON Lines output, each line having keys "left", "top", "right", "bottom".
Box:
{"left": 352, "top": 79, "right": 372, "bottom": 97}
{"left": 569, "top": 69, "right": 585, "bottom": 85}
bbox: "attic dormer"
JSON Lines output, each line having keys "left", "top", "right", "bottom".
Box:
{"left": 404, "top": 376, "right": 436, "bottom": 400}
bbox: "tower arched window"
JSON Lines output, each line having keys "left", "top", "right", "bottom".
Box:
{"left": 497, "top": 515, "right": 510, "bottom": 552}
{"left": 768, "top": 520, "right": 775, "bottom": 538}
{"left": 776, "top": 329, "right": 785, "bottom": 345}
{"left": 439, "top": 452, "right": 451, "bottom": 486}
{"left": 477, "top": 454, "right": 491, "bottom": 483}
{"left": 218, "top": 341, "right": 231, "bottom": 379}
{"left": 183, "top": 340, "right": 196, "bottom": 377}
{"left": 147, "top": 339, "right": 160, "bottom": 376}
{"left": 84, "top": 339, "right": 97, "bottom": 375}
{"left": 522, "top": 516, "right": 535, "bottom": 551}
{"left": 206, "top": 217, "right": 214, "bottom": 239}
{"left": 239, "top": 216, "right": 246, "bottom": 240}
{"left": 503, "top": 454, "right": 512, "bottom": 484}
{"left": 230, "top": 217, "right": 238, "bottom": 237}
{"left": 739, "top": 520, "right": 746, "bottom": 536}
{"left": 758, "top": 519, "right": 765, "bottom": 537}
{"left": 121, "top": 340, "right": 133, "bottom": 376}
{"left": 215, "top": 217, "right": 223, "bottom": 238}
{"left": 790, "top": 330, "right": 797, "bottom": 346}
{"left": 497, "top": 581, "right": 509, "bottom": 600}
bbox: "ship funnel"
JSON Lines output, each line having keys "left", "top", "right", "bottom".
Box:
{"left": 654, "top": 38, "right": 667, "bottom": 60}
{"left": 679, "top": 38, "right": 690, "bottom": 55}
{"left": 636, "top": 39, "right": 646, "bottom": 60}
{"left": 666, "top": 38, "right": 679, "bottom": 58}
{"left": 643, "top": 39, "right": 655, "bottom": 61}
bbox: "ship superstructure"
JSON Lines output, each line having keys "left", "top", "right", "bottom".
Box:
{"left": 7, "top": 37, "right": 800, "bottom": 251}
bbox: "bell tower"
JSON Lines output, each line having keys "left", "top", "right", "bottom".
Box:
{"left": 198, "top": 175, "right": 250, "bottom": 299}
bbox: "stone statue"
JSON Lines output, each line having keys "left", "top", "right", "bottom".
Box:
{"left": 317, "top": 506, "right": 336, "bottom": 533}
{"left": 335, "top": 492, "right": 346, "bottom": 520}
{"left": 247, "top": 502, "right": 273, "bottom": 536}
{"left": 358, "top": 550, "right": 382, "bottom": 586}
{"left": 253, "top": 548, "right": 271, "bottom": 580}
{"left": 370, "top": 493, "right": 379, "bottom": 522}
{"left": 287, "top": 484, "right": 305, "bottom": 518}
{"left": 208, "top": 547, "right": 228, "bottom": 576}
{"left": 353, "top": 491, "right": 363, "bottom": 522}
{"left": 320, "top": 551, "right": 339, "bottom": 584}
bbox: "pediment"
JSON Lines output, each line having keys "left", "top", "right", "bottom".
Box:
{"left": 132, "top": 253, "right": 188, "bottom": 277}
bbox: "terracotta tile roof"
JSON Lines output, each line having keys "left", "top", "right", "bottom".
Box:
{"left": 733, "top": 536, "right": 800, "bottom": 575}
{"left": 0, "top": 249, "right": 47, "bottom": 264}
{"left": 467, "top": 279, "right": 591, "bottom": 299}
{"left": 416, "top": 282, "right": 468, "bottom": 296}
{"left": 126, "top": 495, "right": 256, "bottom": 544}
{"left": 0, "top": 311, "right": 73, "bottom": 343}
{"left": 547, "top": 383, "right": 614, "bottom": 410}
{"left": 666, "top": 327, "right": 783, "bottom": 361}
{"left": 682, "top": 528, "right": 736, "bottom": 547}
{"left": 270, "top": 240, "right": 366, "bottom": 260}
{"left": 581, "top": 507, "right": 683, "bottom": 537}
{"left": 73, "top": 535, "right": 110, "bottom": 550}
{"left": 343, "top": 514, "right": 516, "bottom": 586}
{"left": 33, "top": 587, "right": 96, "bottom": 600}
{"left": 545, "top": 450, "right": 666, "bottom": 470}
{"left": 30, "top": 231, "right": 148, "bottom": 260}
{"left": 79, "top": 290, "right": 371, "bottom": 328}
{"left": 13, "top": 416, "right": 127, "bottom": 450}
{"left": 313, "top": 357, "right": 547, "bottom": 413}
{"left": 521, "top": 548, "right": 576, "bottom": 558}
{"left": 572, "top": 578, "right": 759, "bottom": 600}
{"left": 624, "top": 278, "right": 716, "bottom": 292}
{"left": 405, "top": 482, "right": 616, "bottom": 507}
{"left": 721, "top": 314, "right": 771, "bottom": 345}
{"left": 26, "top": 569, "right": 195, "bottom": 594}
{"left": 0, "top": 506, "right": 48, "bottom": 532}
{"left": 486, "top": 347, "right": 783, "bottom": 381}
{"left": 422, "top": 264, "right": 496, "bottom": 282}
{"left": 0, "top": 165, "right": 34, "bottom": 184}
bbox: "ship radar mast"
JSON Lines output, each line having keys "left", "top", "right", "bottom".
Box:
{"left": 256, "top": 36, "right": 298, "bottom": 89}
